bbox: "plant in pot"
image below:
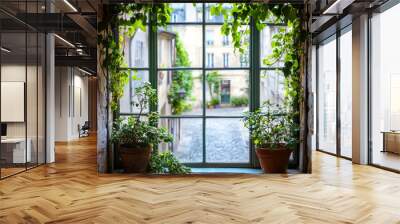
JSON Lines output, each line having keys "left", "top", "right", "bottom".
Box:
{"left": 243, "top": 101, "right": 299, "bottom": 173}
{"left": 111, "top": 82, "right": 173, "bottom": 173}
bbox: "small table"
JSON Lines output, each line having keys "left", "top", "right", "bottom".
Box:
{"left": 381, "top": 131, "right": 400, "bottom": 154}
{"left": 1, "top": 138, "right": 31, "bottom": 164}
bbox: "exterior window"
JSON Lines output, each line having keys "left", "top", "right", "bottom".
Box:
{"left": 370, "top": 4, "right": 400, "bottom": 171}
{"left": 317, "top": 37, "right": 337, "bottom": 155}
{"left": 134, "top": 41, "right": 144, "bottom": 67}
{"left": 207, "top": 53, "right": 214, "bottom": 68}
{"left": 223, "top": 53, "right": 229, "bottom": 68}
{"left": 118, "top": 3, "right": 291, "bottom": 167}
{"left": 240, "top": 54, "right": 249, "bottom": 67}
{"left": 222, "top": 35, "right": 229, "bottom": 46}
{"left": 206, "top": 30, "right": 214, "bottom": 46}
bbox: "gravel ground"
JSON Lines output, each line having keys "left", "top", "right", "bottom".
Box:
{"left": 172, "top": 107, "right": 250, "bottom": 163}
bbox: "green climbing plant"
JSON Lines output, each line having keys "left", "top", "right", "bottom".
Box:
{"left": 211, "top": 3, "right": 306, "bottom": 142}
{"left": 98, "top": 3, "right": 172, "bottom": 112}
{"left": 206, "top": 71, "right": 221, "bottom": 99}
{"left": 167, "top": 35, "right": 194, "bottom": 115}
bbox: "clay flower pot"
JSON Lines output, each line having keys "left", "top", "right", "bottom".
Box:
{"left": 255, "top": 145, "right": 292, "bottom": 173}
{"left": 119, "top": 144, "right": 152, "bottom": 173}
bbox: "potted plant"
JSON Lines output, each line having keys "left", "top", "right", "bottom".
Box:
{"left": 243, "top": 101, "right": 299, "bottom": 173}
{"left": 111, "top": 83, "right": 173, "bottom": 173}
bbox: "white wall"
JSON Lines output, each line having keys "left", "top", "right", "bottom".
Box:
{"left": 55, "top": 67, "right": 89, "bottom": 141}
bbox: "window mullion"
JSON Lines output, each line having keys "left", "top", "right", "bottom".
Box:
{"left": 149, "top": 14, "right": 158, "bottom": 112}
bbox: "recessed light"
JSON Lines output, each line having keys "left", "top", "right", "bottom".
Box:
{"left": 63, "top": 0, "right": 78, "bottom": 12}
{"left": 54, "top": 34, "right": 75, "bottom": 48}
{"left": 1, "top": 47, "right": 11, "bottom": 53}
{"left": 78, "top": 67, "right": 93, "bottom": 76}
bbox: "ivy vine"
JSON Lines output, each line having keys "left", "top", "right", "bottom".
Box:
{"left": 211, "top": 3, "right": 306, "bottom": 139}
{"left": 98, "top": 3, "right": 171, "bottom": 112}
{"left": 167, "top": 35, "right": 194, "bottom": 115}
{"left": 98, "top": 3, "right": 306, "bottom": 152}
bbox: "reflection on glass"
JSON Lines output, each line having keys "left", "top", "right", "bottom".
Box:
{"left": 206, "top": 118, "right": 249, "bottom": 163}
{"left": 260, "top": 70, "right": 285, "bottom": 106}
{"left": 158, "top": 25, "right": 203, "bottom": 68}
{"left": 27, "top": 32, "right": 38, "bottom": 168}
{"left": 1, "top": 31, "right": 27, "bottom": 177}
{"left": 120, "top": 71, "right": 149, "bottom": 114}
{"left": 126, "top": 29, "right": 149, "bottom": 68}
{"left": 340, "top": 30, "right": 352, "bottom": 158}
{"left": 317, "top": 37, "right": 337, "bottom": 154}
{"left": 158, "top": 70, "right": 202, "bottom": 116}
{"left": 205, "top": 70, "right": 249, "bottom": 116}
{"left": 38, "top": 33, "right": 46, "bottom": 165}
{"left": 205, "top": 25, "right": 249, "bottom": 68}
{"left": 371, "top": 5, "right": 400, "bottom": 171}
{"left": 159, "top": 118, "right": 203, "bottom": 163}
{"left": 170, "top": 3, "right": 202, "bottom": 23}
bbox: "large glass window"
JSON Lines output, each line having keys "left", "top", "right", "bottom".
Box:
{"left": 317, "top": 36, "right": 337, "bottom": 154}
{"left": 370, "top": 4, "right": 400, "bottom": 171}
{"left": 0, "top": 1, "right": 46, "bottom": 179}
{"left": 339, "top": 29, "right": 352, "bottom": 158}
{"left": 120, "top": 3, "right": 290, "bottom": 167}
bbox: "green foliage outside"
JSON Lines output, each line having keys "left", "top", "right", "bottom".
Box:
{"left": 206, "top": 71, "right": 221, "bottom": 99}
{"left": 168, "top": 35, "right": 194, "bottom": 115}
{"left": 207, "top": 97, "right": 220, "bottom": 108}
{"left": 231, "top": 96, "right": 249, "bottom": 107}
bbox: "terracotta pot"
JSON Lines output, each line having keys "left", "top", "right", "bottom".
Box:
{"left": 256, "top": 146, "right": 292, "bottom": 173}
{"left": 119, "top": 144, "right": 152, "bottom": 173}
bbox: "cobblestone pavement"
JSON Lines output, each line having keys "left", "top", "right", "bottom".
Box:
{"left": 172, "top": 107, "right": 250, "bottom": 163}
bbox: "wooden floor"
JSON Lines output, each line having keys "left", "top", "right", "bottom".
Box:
{"left": 1, "top": 136, "right": 400, "bottom": 223}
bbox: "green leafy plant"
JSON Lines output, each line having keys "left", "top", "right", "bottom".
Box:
{"left": 231, "top": 96, "right": 249, "bottom": 107}
{"left": 207, "top": 97, "right": 220, "bottom": 108}
{"left": 243, "top": 101, "right": 299, "bottom": 150}
{"left": 149, "top": 151, "right": 191, "bottom": 174}
{"left": 111, "top": 82, "right": 172, "bottom": 148}
{"left": 206, "top": 71, "right": 221, "bottom": 98}
{"left": 168, "top": 35, "right": 194, "bottom": 115}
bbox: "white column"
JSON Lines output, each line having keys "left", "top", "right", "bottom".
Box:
{"left": 46, "top": 33, "right": 55, "bottom": 163}
{"left": 352, "top": 14, "right": 369, "bottom": 164}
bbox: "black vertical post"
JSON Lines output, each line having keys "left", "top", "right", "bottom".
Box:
{"left": 336, "top": 29, "right": 341, "bottom": 157}
{"left": 202, "top": 3, "right": 206, "bottom": 165}
{"left": 250, "top": 17, "right": 260, "bottom": 168}
{"left": 0, "top": 17, "right": 2, "bottom": 179}
{"left": 25, "top": 0, "right": 28, "bottom": 171}
{"left": 316, "top": 45, "right": 319, "bottom": 151}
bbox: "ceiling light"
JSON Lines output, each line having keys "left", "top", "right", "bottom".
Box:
{"left": 63, "top": 0, "right": 78, "bottom": 12}
{"left": 78, "top": 67, "right": 93, "bottom": 76}
{"left": 322, "top": 0, "right": 354, "bottom": 15}
{"left": 54, "top": 34, "right": 75, "bottom": 48}
{"left": 1, "top": 47, "right": 11, "bottom": 53}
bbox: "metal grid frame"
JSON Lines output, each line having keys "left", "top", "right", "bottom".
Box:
{"left": 118, "top": 3, "right": 299, "bottom": 168}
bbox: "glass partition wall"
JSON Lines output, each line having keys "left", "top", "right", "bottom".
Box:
{"left": 370, "top": 3, "right": 400, "bottom": 171}
{"left": 316, "top": 26, "right": 352, "bottom": 159}
{"left": 119, "top": 3, "right": 296, "bottom": 168}
{"left": 0, "top": 1, "right": 46, "bottom": 179}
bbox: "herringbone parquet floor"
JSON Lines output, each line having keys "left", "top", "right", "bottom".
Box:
{"left": 1, "top": 135, "right": 400, "bottom": 224}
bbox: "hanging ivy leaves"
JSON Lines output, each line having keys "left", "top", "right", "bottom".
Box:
{"left": 98, "top": 3, "right": 171, "bottom": 112}
{"left": 210, "top": 3, "right": 306, "bottom": 142}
